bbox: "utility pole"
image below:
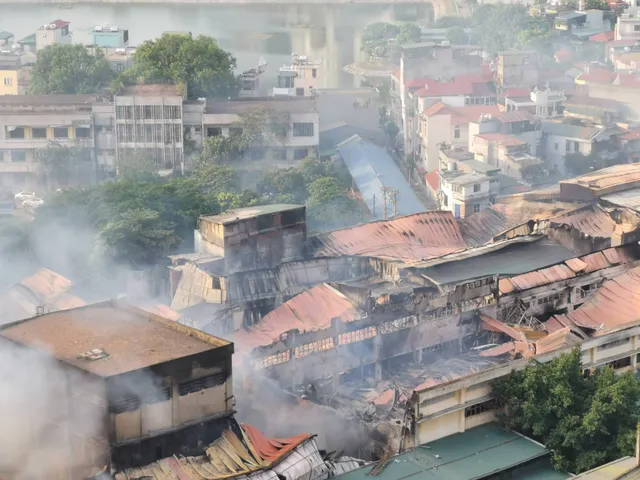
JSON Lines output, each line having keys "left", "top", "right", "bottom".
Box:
{"left": 391, "top": 189, "right": 399, "bottom": 217}
{"left": 372, "top": 194, "right": 376, "bottom": 219}
{"left": 381, "top": 186, "right": 389, "bottom": 220}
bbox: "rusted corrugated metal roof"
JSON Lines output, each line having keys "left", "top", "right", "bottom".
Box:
{"left": 560, "top": 163, "right": 640, "bottom": 199}
{"left": 117, "top": 423, "right": 314, "bottom": 480}
{"left": 480, "top": 314, "right": 527, "bottom": 343}
{"left": 560, "top": 265, "right": 640, "bottom": 332}
{"left": 233, "top": 284, "right": 361, "bottom": 354}
{"left": 309, "top": 211, "right": 466, "bottom": 261}
{"left": 500, "top": 264, "right": 575, "bottom": 294}
{"left": 535, "top": 327, "right": 582, "bottom": 355}
{"left": 19, "top": 268, "right": 72, "bottom": 303}
{"left": 499, "top": 245, "right": 637, "bottom": 294}
{"left": 459, "top": 200, "right": 581, "bottom": 247}
{"left": 550, "top": 205, "right": 616, "bottom": 239}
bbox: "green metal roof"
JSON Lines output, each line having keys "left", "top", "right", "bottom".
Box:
{"left": 0, "top": 31, "right": 13, "bottom": 41}
{"left": 336, "top": 424, "right": 552, "bottom": 480}
{"left": 19, "top": 33, "right": 36, "bottom": 45}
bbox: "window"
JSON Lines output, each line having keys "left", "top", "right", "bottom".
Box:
{"left": 635, "top": 24, "right": 640, "bottom": 31}
{"left": 11, "top": 150, "right": 26, "bottom": 162}
{"left": 250, "top": 148, "right": 265, "bottom": 161}
{"left": 312, "top": 68, "right": 317, "bottom": 78}
{"left": 32, "top": 128, "right": 47, "bottom": 139}
{"left": 116, "top": 63, "right": 124, "bottom": 73}
{"left": 473, "top": 203, "right": 480, "bottom": 213}
{"left": 109, "top": 396, "right": 141, "bottom": 414}
{"left": 53, "top": 127, "right": 68, "bottom": 139}
{"left": 229, "top": 127, "right": 243, "bottom": 137}
{"left": 453, "top": 125, "right": 460, "bottom": 139}
{"left": 597, "top": 338, "right": 629, "bottom": 351}
{"left": 294, "top": 148, "right": 308, "bottom": 160}
{"left": 565, "top": 139, "right": 571, "bottom": 152}
{"left": 465, "top": 398, "right": 500, "bottom": 417}
{"left": 178, "top": 373, "right": 226, "bottom": 396}
{"left": 293, "top": 122, "right": 314, "bottom": 137}
{"left": 554, "top": 142, "right": 559, "bottom": 151}
{"left": 574, "top": 141, "right": 580, "bottom": 152}
{"left": 75, "top": 128, "right": 91, "bottom": 138}
{"left": 207, "top": 127, "right": 222, "bottom": 137}
{"left": 473, "top": 183, "right": 480, "bottom": 193}
{"left": 442, "top": 192, "right": 448, "bottom": 207}
{"left": 296, "top": 88, "right": 305, "bottom": 96}
{"left": 8, "top": 127, "right": 24, "bottom": 139}
{"left": 3, "top": 77, "right": 12, "bottom": 87}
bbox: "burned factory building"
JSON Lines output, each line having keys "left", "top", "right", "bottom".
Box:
{"left": 0, "top": 300, "right": 235, "bottom": 478}
{"left": 158, "top": 164, "right": 640, "bottom": 460}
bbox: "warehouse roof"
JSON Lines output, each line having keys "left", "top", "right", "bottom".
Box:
{"left": 0, "top": 300, "right": 231, "bottom": 377}
{"left": 335, "top": 423, "right": 550, "bottom": 480}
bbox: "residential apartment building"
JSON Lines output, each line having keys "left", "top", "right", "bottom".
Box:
{"left": 541, "top": 121, "right": 619, "bottom": 174}
{"left": 616, "top": 10, "right": 640, "bottom": 41}
{"left": 91, "top": 25, "right": 129, "bottom": 48}
{"left": 35, "top": 19, "right": 71, "bottom": 52}
{"left": 0, "top": 94, "right": 99, "bottom": 193}
{"left": 202, "top": 97, "right": 319, "bottom": 186}
{"left": 420, "top": 102, "right": 501, "bottom": 171}
{"left": 438, "top": 169, "right": 495, "bottom": 218}
{"left": 468, "top": 110, "right": 541, "bottom": 155}
{"left": 0, "top": 54, "right": 21, "bottom": 96}
{"left": 114, "top": 84, "right": 186, "bottom": 174}
{"left": 0, "top": 300, "right": 235, "bottom": 477}
{"left": 495, "top": 51, "right": 540, "bottom": 89}
{"left": 502, "top": 87, "right": 566, "bottom": 119}
{"left": 273, "top": 53, "right": 322, "bottom": 98}
{"left": 471, "top": 133, "right": 542, "bottom": 179}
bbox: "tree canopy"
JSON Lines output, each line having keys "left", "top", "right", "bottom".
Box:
{"left": 122, "top": 33, "right": 239, "bottom": 99}
{"left": 361, "top": 22, "right": 422, "bottom": 60}
{"left": 492, "top": 349, "right": 640, "bottom": 473}
{"left": 30, "top": 44, "right": 115, "bottom": 94}
{"left": 585, "top": 0, "right": 610, "bottom": 10}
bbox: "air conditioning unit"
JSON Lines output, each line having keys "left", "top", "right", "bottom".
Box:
{"left": 94, "top": 26, "right": 103, "bottom": 32}
{"left": 110, "top": 26, "right": 119, "bottom": 32}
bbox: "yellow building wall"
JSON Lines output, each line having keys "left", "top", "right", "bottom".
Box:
{"left": 0, "top": 70, "right": 19, "bottom": 95}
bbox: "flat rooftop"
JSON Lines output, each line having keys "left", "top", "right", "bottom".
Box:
{"left": 335, "top": 423, "right": 551, "bottom": 480}
{"left": 119, "top": 84, "right": 182, "bottom": 96}
{"left": 0, "top": 301, "right": 230, "bottom": 377}
{"left": 200, "top": 204, "right": 305, "bottom": 225}
{"left": 0, "top": 94, "right": 96, "bottom": 106}
{"left": 205, "top": 97, "right": 317, "bottom": 115}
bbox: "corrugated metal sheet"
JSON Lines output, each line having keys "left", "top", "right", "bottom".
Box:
{"left": 550, "top": 205, "right": 616, "bottom": 239}
{"left": 118, "top": 423, "right": 318, "bottom": 480}
{"left": 601, "top": 187, "right": 640, "bottom": 212}
{"left": 459, "top": 200, "right": 581, "bottom": 247}
{"left": 565, "top": 258, "right": 588, "bottom": 273}
{"left": 310, "top": 211, "right": 466, "bottom": 261}
{"left": 535, "top": 327, "right": 581, "bottom": 355}
{"left": 480, "top": 314, "right": 527, "bottom": 343}
{"left": 479, "top": 342, "right": 516, "bottom": 357}
{"left": 19, "top": 268, "right": 72, "bottom": 303}
{"left": 561, "top": 265, "right": 640, "bottom": 331}
{"left": 502, "top": 264, "right": 575, "bottom": 294}
{"left": 233, "top": 283, "right": 361, "bottom": 354}
{"left": 561, "top": 163, "right": 640, "bottom": 195}
{"left": 499, "top": 245, "right": 637, "bottom": 294}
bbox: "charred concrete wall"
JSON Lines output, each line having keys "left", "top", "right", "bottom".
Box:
{"left": 107, "top": 343, "right": 234, "bottom": 468}
{"left": 250, "top": 276, "right": 498, "bottom": 390}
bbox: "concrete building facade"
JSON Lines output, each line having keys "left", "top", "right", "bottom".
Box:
{"left": 0, "top": 300, "right": 235, "bottom": 477}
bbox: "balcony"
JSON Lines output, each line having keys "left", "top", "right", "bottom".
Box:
{"left": 0, "top": 162, "right": 37, "bottom": 173}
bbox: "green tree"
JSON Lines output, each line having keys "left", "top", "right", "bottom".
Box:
{"left": 395, "top": 24, "right": 422, "bottom": 45}
{"left": 30, "top": 44, "right": 115, "bottom": 94}
{"left": 585, "top": 0, "right": 610, "bottom": 9}
{"left": 564, "top": 152, "right": 599, "bottom": 176}
{"left": 126, "top": 33, "right": 239, "bottom": 99}
{"left": 447, "top": 26, "right": 469, "bottom": 45}
{"left": 34, "top": 145, "right": 95, "bottom": 190}
{"left": 117, "top": 150, "right": 158, "bottom": 182}
{"left": 362, "top": 22, "right": 401, "bottom": 59}
{"left": 258, "top": 168, "right": 307, "bottom": 204}
{"left": 492, "top": 349, "right": 640, "bottom": 473}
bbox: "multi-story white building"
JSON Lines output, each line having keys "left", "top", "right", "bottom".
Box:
{"left": 273, "top": 54, "right": 323, "bottom": 98}
{"left": 437, "top": 167, "right": 496, "bottom": 219}
{"left": 35, "top": 19, "right": 71, "bottom": 52}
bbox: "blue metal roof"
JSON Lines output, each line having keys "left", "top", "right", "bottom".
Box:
{"left": 336, "top": 136, "right": 425, "bottom": 220}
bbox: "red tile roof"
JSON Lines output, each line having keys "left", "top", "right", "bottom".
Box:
{"left": 423, "top": 102, "right": 501, "bottom": 124}
{"left": 416, "top": 70, "right": 494, "bottom": 98}
{"left": 502, "top": 87, "right": 532, "bottom": 99}
{"left": 607, "top": 39, "right": 636, "bottom": 47}
{"left": 494, "top": 110, "right": 535, "bottom": 123}
{"left": 405, "top": 77, "right": 430, "bottom": 89}
{"left": 426, "top": 169, "right": 440, "bottom": 192}
{"left": 310, "top": 210, "right": 467, "bottom": 261}
{"left": 619, "top": 128, "right": 640, "bottom": 140}
{"left": 590, "top": 31, "right": 615, "bottom": 43}
{"left": 555, "top": 48, "right": 573, "bottom": 62}
{"left": 233, "top": 283, "right": 360, "bottom": 353}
